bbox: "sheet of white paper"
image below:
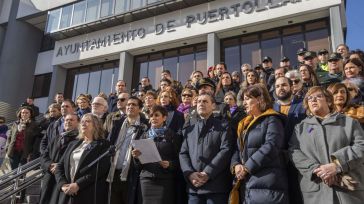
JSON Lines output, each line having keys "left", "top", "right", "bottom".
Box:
{"left": 132, "top": 139, "right": 161, "bottom": 164}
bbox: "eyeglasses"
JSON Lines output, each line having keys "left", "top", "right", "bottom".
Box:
{"left": 182, "top": 94, "right": 192, "bottom": 97}
{"left": 118, "top": 98, "right": 126, "bottom": 102}
{"left": 307, "top": 94, "right": 324, "bottom": 102}
{"left": 292, "top": 79, "right": 301, "bottom": 84}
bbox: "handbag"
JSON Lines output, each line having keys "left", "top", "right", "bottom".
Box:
{"left": 229, "top": 179, "right": 241, "bottom": 204}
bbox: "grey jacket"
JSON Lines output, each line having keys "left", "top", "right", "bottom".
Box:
{"left": 289, "top": 113, "right": 364, "bottom": 204}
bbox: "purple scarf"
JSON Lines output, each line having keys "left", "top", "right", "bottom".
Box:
{"left": 177, "top": 103, "right": 191, "bottom": 114}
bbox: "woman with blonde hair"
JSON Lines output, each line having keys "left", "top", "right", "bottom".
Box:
{"left": 55, "top": 113, "right": 110, "bottom": 204}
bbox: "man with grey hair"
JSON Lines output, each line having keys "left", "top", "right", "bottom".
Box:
{"left": 92, "top": 96, "right": 109, "bottom": 123}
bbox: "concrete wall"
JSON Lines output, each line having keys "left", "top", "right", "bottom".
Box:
{"left": 0, "top": 0, "right": 43, "bottom": 108}
{"left": 17, "top": 0, "right": 79, "bottom": 19}
{"left": 34, "top": 50, "right": 54, "bottom": 74}
{"left": 0, "top": 0, "right": 13, "bottom": 24}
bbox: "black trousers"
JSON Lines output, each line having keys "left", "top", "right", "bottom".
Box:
{"left": 110, "top": 170, "right": 129, "bottom": 204}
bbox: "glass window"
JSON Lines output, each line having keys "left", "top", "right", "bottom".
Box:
{"left": 148, "top": 59, "right": 163, "bottom": 89}
{"left": 85, "top": 0, "right": 99, "bottom": 22}
{"left": 178, "top": 53, "right": 194, "bottom": 86}
{"left": 72, "top": 1, "right": 86, "bottom": 26}
{"left": 74, "top": 72, "right": 90, "bottom": 100}
{"left": 100, "top": 68, "right": 114, "bottom": 94}
{"left": 282, "top": 33, "right": 304, "bottom": 66}
{"left": 32, "top": 73, "right": 52, "bottom": 98}
{"left": 163, "top": 57, "right": 178, "bottom": 80}
{"left": 195, "top": 51, "right": 207, "bottom": 75}
{"left": 134, "top": 43, "right": 207, "bottom": 89}
{"left": 241, "top": 42, "right": 260, "bottom": 67}
{"left": 100, "top": 0, "right": 114, "bottom": 18}
{"left": 115, "top": 0, "right": 130, "bottom": 14}
{"left": 261, "top": 38, "right": 282, "bottom": 68}
{"left": 47, "top": 9, "right": 61, "bottom": 32}
{"left": 60, "top": 5, "right": 73, "bottom": 29}
{"left": 112, "top": 68, "right": 119, "bottom": 89}
{"left": 131, "top": 0, "right": 145, "bottom": 10}
{"left": 224, "top": 45, "right": 240, "bottom": 73}
{"left": 88, "top": 70, "right": 101, "bottom": 98}
{"left": 306, "top": 29, "right": 330, "bottom": 52}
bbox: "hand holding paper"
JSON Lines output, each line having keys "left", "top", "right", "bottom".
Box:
{"left": 132, "top": 139, "right": 161, "bottom": 164}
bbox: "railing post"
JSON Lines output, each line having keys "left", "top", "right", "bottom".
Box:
{"left": 11, "top": 165, "right": 22, "bottom": 204}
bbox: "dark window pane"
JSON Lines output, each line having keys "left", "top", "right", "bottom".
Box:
{"left": 222, "top": 38, "right": 239, "bottom": 47}
{"left": 75, "top": 73, "right": 89, "bottom": 99}
{"left": 88, "top": 70, "right": 101, "bottom": 98}
{"left": 139, "top": 62, "right": 149, "bottom": 81}
{"left": 72, "top": 1, "right": 86, "bottom": 26}
{"left": 224, "top": 45, "right": 240, "bottom": 73}
{"left": 261, "top": 38, "right": 281, "bottom": 68}
{"left": 163, "top": 57, "right": 178, "bottom": 80}
{"left": 282, "top": 25, "right": 302, "bottom": 35}
{"left": 241, "top": 41, "right": 260, "bottom": 67}
{"left": 100, "top": 69, "right": 114, "bottom": 95}
{"left": 148, "top": 59, "right": 163, "bottom": 89}
{"left": 196, "top": 51, "right": 207, "bottom": 75}
{"left": 112, "top": 67, "right": 119, "bottom": 89}
{"left": 32, "top": 73, "right": 52, "bottom": 98}
{"left": 261, "top": 30, "right": 280, "bottom": 40}
{"left": 178, "top": 54, "right": 194, "bottom": 85}
{"left": 282, "top": 34, "right": 304, "bottom": 66}
{"left": 305, "top": 20, "right": 327, "bottom": 31}
{"left": 306, "top": 29, "right": 330, "bottom": 52}
{"left": 180, "top": 47, "right": 194, "bottom": 55}
{"left": 241, "top": 34, "right": 259, "bottom": 44}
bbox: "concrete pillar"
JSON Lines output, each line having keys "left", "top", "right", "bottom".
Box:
{"left": 0, "top": 0, "right": 43, "bottom": 107}
{"left": 330, "top": 6, "right": 345, "bottom": 51}
{"left": 119, "top": 51, "right": 134, "bottom": 93}
{"left": 207, "top": 33, "right": 220, "bottom": 68}
{"left": 47, "top": 65, "right": 67, "bottom": 105}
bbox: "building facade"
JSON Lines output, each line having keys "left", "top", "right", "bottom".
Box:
{"left": 0, "top": 0, "right": 346, "bottom": 119}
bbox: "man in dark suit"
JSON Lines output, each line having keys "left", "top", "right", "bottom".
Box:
{"left": 180, "top": 94, "right": 234, "bottom": 204}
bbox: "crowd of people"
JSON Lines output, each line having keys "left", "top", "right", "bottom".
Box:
{"left": 0, "top": 43, "right": 364, "bottom": 204}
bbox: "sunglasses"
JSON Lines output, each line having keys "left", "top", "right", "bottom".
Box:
{"left": 347, "top": 88, "right": 356, "bottom": 92}
{"left": 182, "top": 94, "right": 192, "bottom": 97}
{"left": 118, "top": 98, "right": 126, "bottom": 102}
{"left": 292, "top": 79, "right": 301, "bottom": 84}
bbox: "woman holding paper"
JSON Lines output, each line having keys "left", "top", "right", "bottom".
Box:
{"left": 131, "top": 105, "right": 181, "bottom": 204}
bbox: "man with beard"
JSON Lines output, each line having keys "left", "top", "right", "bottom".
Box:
{"left": 273, "top": 76, "right": 306, "bottom": 204}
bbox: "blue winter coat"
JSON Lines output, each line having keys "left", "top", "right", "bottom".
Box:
{"left": 231, "top": 109, "right": 289, "bottom": 204}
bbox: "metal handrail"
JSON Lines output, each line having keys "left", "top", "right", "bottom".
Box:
{"left": 0, "top": 158, "right": 44, "bottom": 203}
